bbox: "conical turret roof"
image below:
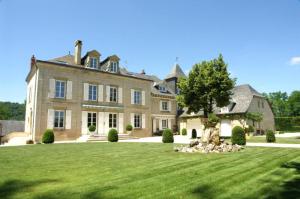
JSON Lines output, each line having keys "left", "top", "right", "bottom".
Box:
{"left": 165, "top": 63, "right": 186, "bottom": 79}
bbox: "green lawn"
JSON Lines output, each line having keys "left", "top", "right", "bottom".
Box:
{"left": 247, "top": 136, "right": 300, "bottom": 144}
{"left": 0, "top": 143, "right": 300, "bottom": 199}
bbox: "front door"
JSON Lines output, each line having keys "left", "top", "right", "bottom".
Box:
{"left": 220, "top": 119, "right": 231, "bottom": 137}
{"left": 87, "top": 112, "right": 97, "bottom": 134}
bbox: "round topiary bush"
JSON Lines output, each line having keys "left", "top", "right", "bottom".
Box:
{"left": 126, "top": 124, "right": 133, "bottom": 131}
{"left": 162, "top": 128, "right": 174, "bottom": 143}
{"left": 42, "top": 129, "right": 55, "bottom": 144}
{"left": 191, "top": 129, "right": 197, "bottom": 139}
{"left": 89, "top": 125, "right": 96, "bottom": 133}
{"left": 181, "top": 128, "right": 187, "bottom": 136}
{"left": 108, "top": 129, "right": 118, "bottom": 142}
{"left": 231, "top": 126, "right": 246, "bottom": 145}
{"left": 266, "top": 130, "right": 276, "bottom": 143}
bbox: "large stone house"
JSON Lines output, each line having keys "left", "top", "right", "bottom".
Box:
{"left": 179, "top": 84, "right": 275, "bottom": 137}
{"left": 25, "top": 40, "right": 179, "bottom": 142}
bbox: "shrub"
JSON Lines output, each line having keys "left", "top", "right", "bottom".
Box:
{"left": 108, "top": 129, "right": 118, "bottom": 142}
{"left": 275, "top": 117, "right": 300, "bottom": 132}
{"left": 191, "top": 129, "right": 197, "bottom": 139}
{"left": 26, "top": 139, "right": 34, "bottom": 144}
{"left": 42, "top": 129, "right": 55, "bottom": 144}
{"left": 126, "top": 124, "right": 133, "bottom": 131}
{"left": 181, "top": 128, "right": 187, "bottom": 136}
{"left": 89, "top": 125, "right": 96, "bottom": 132}
{"left": 162, "top": 129, "right": 174, "bottom": 143}
{"left": 205, "top": 114, "right": 220, "bottom": 128}
{"left": 248, "top": 125, "right": 254, "bottom": 133}
{"left": 231, "top": 126, "right": 246, "bottom": 145}
{"left": 266, "top": 130, "right": 276, "bottom": 143}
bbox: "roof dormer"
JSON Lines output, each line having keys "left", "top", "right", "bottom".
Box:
{"left": 100, "top": 55, "right": 120, "bottom": 73}
{"left": 82, "top": 50, "right": 101, "bottom": 69}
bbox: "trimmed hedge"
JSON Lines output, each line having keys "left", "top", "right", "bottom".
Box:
{"left": 275, "top": 117, "right": 300, "bottom": 132}
{"left": 191, "top": 129, "right": 197, "bottom": 139}
{"left": 126, "top": 124, "right": 133, "bottom": 131}
{"left": 162, "top": 129, "right": 174, "bottom": 143}
{"left": 42, "top": 129, "right": 55, "bottom": 144}
{"left": 181, "top": 128, "right": 187, "bottom": 136}
{"left": 266, "top": 130, "right": 276, "bottom": 143}
{"left": 231, "top": 126, "right": 246, "bottom": 145}
{"left": 89, "top": 125, "right": 96, "bottom": 132}
{"left": 108, "top": 129, "right": 118, "bottom": 142}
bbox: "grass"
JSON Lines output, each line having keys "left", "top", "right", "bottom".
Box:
{"left": 247, "top": 136, "right": 300, "bottom": 144}
{"left": 0, "top": 143, "right": 300, "bottom": 199}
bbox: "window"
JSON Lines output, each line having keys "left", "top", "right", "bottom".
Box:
{"left": 55, "top": 80, "right": 65, "bottom": 98}
{"left": 28, "top": 87, "right": 32, "bottom": 103}
{"left": 134, "top": 114, "right": 141, "bottom": 128}
{"left": 87, "top": 113, "right": 97, "bottom": 127}
{"left": 159, "top": 86, "right": 166, "bottom": 92}
{"left": 134, "top": 90, "right": 141, "bottom": 105}
{"left": 109, "top": 113, "right": 117, "bottom": 128}
{"left": 262, "top": 101, "right": 264, "bottom": 108}
{"left": 110, "top": 86, "right": 117, "bottom": 102}
{"left": 89, "top": 57, "right": 98, "bottom": 69}
{"left": 162, "top": 101, "right": 169, "bottom": 111}
{"left": 162, "top": 119, "right": 168, "bottom": 129}
{"left": 258, "top": 101, "right": 260, "bottom": 108}
{"left": 54, "top": 110, "right": 65, "bottom": 128}
{"left": 88, "top": 85, "right": 97, "bottom": 101}
{"left": 110, "top": 62, "right": 118, "bottom": 72}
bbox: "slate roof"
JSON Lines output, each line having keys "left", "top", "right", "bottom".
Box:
{"left": 165, "top": 63, "right": 186, "bottom": 79}
{"left": 180, "top": 84, "right": 264, "bottom": 118}
{"left": 49, "top": 54, "right": 76, "bottom": 65}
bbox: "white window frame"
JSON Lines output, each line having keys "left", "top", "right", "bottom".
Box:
{"left": 162, "top": 101, "right": 169, "bottom": 111}
{"left": 89, "top": 57, "right": 98, "bottom": 69}
{"left": 87, "top": 112, "right": 97, "bottom": 128}
{"left": 134, "top": 90, "right": 141, "bottom": 105}
{"left": 55, "top": 80, "right": 66, "bottom": 99}
{"left": 110, "top": 86, "right": 118, "bottom": 102}
{"left": 110, "top": 62, "right": 118, "bottom": 72}
{"left": 109, "top": 113, "right": 117, "bottom": 128}
{"left": 88, "top": 84, "right": 97, "bottom": 101}
{"left": 162, "top": 119, "right": 168, "bottom": 129}
{"left": 134, "top": 114, "right": 141, "bottom": 128}
{"left": 54, "top": 110, "right": 65, "bottom": 128}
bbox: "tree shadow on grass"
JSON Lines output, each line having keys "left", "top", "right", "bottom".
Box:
{"left": 264, "top": 161, "right": 300, "bottom": 199}
{"left": 0, "top": 179, "right": 59, "bottom": 199}
{"left": 191, "top": 184, "right": 219, "bottom": 199}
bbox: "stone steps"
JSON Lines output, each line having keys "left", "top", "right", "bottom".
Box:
{"left": 87, "top": 134, "right": 138, "bottom": 142}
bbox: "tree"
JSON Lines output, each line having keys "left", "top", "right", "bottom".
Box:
{"left": 262, "top": 92, "right": 289, "bottom": 117}
{"left": 177, "top": 54, "right": 235, "bottom": 118}
{"left": 0, "top": 101, "right": 26, "bottom": 121}
{"left": 288, "top": 91, "right": 300, "bottom": 117}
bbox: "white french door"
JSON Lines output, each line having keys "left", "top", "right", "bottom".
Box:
{"left": 87, "top": 112, "right": 97, "bottom": 134}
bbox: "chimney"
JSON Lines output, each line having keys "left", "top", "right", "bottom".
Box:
{"left": 74, "top": 40, "right": 82, "bottom": 65}
{"left": 31, "top": 55, "right": 36, "bottom": 68}
{"left": 141, "top": 69, "right": 146, "bottom": 75}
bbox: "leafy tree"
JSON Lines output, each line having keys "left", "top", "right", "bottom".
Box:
{"left": 288, "top": 91, "right": 300, "bottom": 117}
{"left": 177, "top": 54, "right": 235, "bottom": 118}
{"left": 262, "top": 92, "right": 289, "bottom": 116}
{"left": 0, "top": 101, "right": 25, "bottom": 121}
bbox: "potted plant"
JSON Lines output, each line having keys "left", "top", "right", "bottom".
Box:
{"left": 89, "top": 125, "right": 96, "bottom": 135}
{"left": 126, "top": 124, "right": 133, "bottom": 134}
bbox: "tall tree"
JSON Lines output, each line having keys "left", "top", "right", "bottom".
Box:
{"left": 177, "top": 54, "right": 235, "bottom": 118}
{"left": 288, "top": 91, "right": 300, "bottom": 116}
{"left": 262, "top": 92, "right": 289, "bottom": 117}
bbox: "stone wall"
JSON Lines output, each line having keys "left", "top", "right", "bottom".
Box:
{"left": 0, "top": 120, "right": 25, "bottom": 136}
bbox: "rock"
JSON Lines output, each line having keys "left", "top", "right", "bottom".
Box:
{"left": 189, "top": 140, "right": 199, "bottom": 147}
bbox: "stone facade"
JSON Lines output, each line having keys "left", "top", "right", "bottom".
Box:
{"left": 25, "top": 40, "right": 179, "bottom": 142}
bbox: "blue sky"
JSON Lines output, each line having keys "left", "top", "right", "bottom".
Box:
{"left": 1, "top": 0, "right": 300, "bottom": 103}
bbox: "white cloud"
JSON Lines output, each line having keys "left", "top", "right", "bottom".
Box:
{"left": 290, "top": 56, "right": 300, "bottom": 65}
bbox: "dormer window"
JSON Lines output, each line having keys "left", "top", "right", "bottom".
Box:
{"left": 110, "top": 62, "right": 118, "bottom": 72}
{"left": 159, "top": 86, "right": 166, "bottom": 92}
{"left": 89, "top": 57, "right": 98, "bottom": 69}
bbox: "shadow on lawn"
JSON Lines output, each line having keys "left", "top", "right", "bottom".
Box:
{"left": 264, "top": 161, "right": 300, "bottom": 199}
{"left": 191, "top": 185, "right": 218, "bottom": 199}
{"left": 0, "top": 179, "right": 59, "bottom": 199}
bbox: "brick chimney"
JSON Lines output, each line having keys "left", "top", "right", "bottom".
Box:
{"left": 74, "top": 40, "right": 82, "bottom": 65}
{"left": 31, "top": 55, "right": 36, "bottom": 68}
